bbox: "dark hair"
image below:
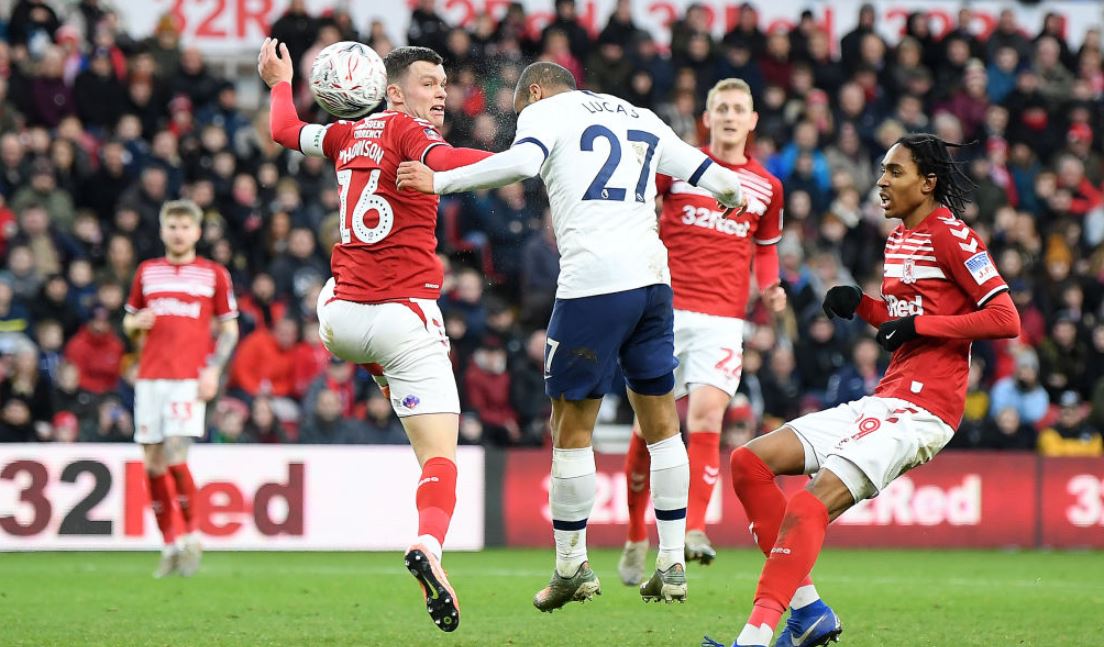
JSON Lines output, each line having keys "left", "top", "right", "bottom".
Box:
{"left": 894, "top": 133, "right": 976, "bottom": 216}
{"left": 383, "top": 46, "right": 443, "bottom": 83}
{"left": 516, "top": 61, "right": 577, "bottom": 93}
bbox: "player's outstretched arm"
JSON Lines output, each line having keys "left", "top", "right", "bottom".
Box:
{"left": 258, "top": 38, "right": 321, "bottom": 156}
{"left": 876, "top": 291, "right": 1020, "bottom": 352}
{"left": 397, "top": 143, "right": 544, "bottom": 194}
{"left": 424, "top": 146, "right": 494, "bottom": 172}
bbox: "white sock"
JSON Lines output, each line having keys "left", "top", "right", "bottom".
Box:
{"left": 647, "top": 435, "right": 689, "bottom": 571}
{"left": 550, "top": 446, "right": 596, "bottom": 577}
{"left": 736, "top": 622, "right": 774, "bottom": 646}
{"left": 790, "top": 583, "right": 820, "bottom": 609}
{"left": 416, "top": 534, "right": 443, "bottom": 562}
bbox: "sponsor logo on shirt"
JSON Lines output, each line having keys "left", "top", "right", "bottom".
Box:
{"left": 886, "top": 294, "right": 924, "bottom": 317}
{"left": 964, "top": 251, "right": 998, "bottom": 285}
{"left": 680, "top": 205, "right": 750, "bottom": 237}
{"left": 149, "top": 297, "right": 202, "bottom": 319}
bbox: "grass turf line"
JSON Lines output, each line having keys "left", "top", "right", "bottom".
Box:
{"left": 2, "top": 548, "right": 1101, "bottom": 646}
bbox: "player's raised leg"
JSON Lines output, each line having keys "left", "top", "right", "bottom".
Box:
{"left": 618, "top": 423, "right": 651, "bottom": 586}
{"left": 533, "top": 396, "right": 602, "bottom": 612}
{"left": 402, "top": 412, "right": 461, "bottom": 633}
{"left": 732, "top": 428, "right": 834, "bottom": 646}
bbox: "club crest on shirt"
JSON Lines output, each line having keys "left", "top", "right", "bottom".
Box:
{"left": 901, "top": 258, "right": 917, "bottom": 285}
{"left": 402, "top": 394, "right": 421, "bottom": 409}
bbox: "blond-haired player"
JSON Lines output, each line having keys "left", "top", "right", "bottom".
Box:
{"left": 123, "top": 200, "right": 239, "bottom": 577}
{"left": 618, "top": 78, "right": 787, "bottom": 583}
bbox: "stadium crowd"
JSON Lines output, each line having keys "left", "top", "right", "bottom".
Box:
{"left": 0, "top": 0, "right": 1101, "bottom": 456}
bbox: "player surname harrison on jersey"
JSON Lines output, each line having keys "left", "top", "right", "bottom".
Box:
{"left": 658, "top": 152, "right": 782, "bottom": 318}
{"left": 305, "top": 111, "right": 448, "bottom": 303}
{"left": 126, "top": 257, "right": 237, "bottom": 380}
{"left": 874, "top": 206, "right": 1007, "bottom": 426}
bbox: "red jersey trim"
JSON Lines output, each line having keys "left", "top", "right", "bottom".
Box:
{"left": 754, "top": 235, "right": 782, "bottom": 245}
{"left": 421, "top": 141, "right": 446, "bottom": 164}
{"left": 977, "top": 285, "right": 1009, "bottom": 307}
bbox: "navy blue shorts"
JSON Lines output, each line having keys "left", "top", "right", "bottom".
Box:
{"left": 544, "top": 284, "right": 678, "bottom": 400}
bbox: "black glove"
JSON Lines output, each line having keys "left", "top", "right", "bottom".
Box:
{"left": 822, "top": 285, "right": 863, "bottom": 320}
{"left": 876, "top": 316, "right": 918, "bottom": 352}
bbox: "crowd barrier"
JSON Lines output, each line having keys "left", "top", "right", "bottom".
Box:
{"left": 2, "top": 445, "right": 1101, "bottom": 550}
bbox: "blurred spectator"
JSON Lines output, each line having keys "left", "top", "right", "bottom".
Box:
{"left": 542, "top": 0, "right": 590, "bottom": 67}
{"left": 241, "top": 397, "right": 289, "bottom": 444}
{"left": 298, "top": 388, "right": 357, "bottom": 444}
{"left": 989, "top": 349, "right": 1050, "bottom": 426}
{"left": 511, "top": 328, "right": 550, "bottom": 444}
{"left": 0, "top": 344, "right": 52, "bottom": 441}
{"left": 74, "top": 47, "right": 126, "bottom": 130}
{"left": 63, "top": 303, "right": 122, "bottom": 395}
{"left": 976, "top": 407, "right": 1037, "bottom": 450}
{"left": 406, "top": 0, "right": 449, "bottom": 55}
{"left": 353, "top": 388, "right": 408, "bottom": 445}
{"left": 8, "top": 0, "right": 60, "bottom": 49}
{"left": 464, "top": 336, "right": 521, "bottom": 446}
{"left": 1038, "top": 390, "right": 1102, "bottom": 456}
{"left": 28, "top": 47, "right": 74, "bottom": 128}
{"left": 228, "top": 317, "right": 302, "bottom": 401}
{"left": 1038, "top": 316, "right": 1088, "bottom": 399}
{"left": 80, "top": 393, "right": 133, "bottom": 442}
{"left": 824, "top": 337, "right": 882, "bottom": 407}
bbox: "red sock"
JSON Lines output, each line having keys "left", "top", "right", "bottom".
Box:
{"left": 731, "top": 447, "right": 814, "bottom": 589}
{"left": 624, "top": 431, "right": 651, "bottom": 542}
{"left": 147, "top": 472, "right": 178, "bottom": 545}
{"left": 168, "top": 463, "right": 197, "bottom": 534}
{"left": 686, "top": 431, "right": 720, "bottom": 532}
{"left": 416, "top": 457, "right": 457, "bottom": 547}
{"left": 750, "top": 490, "right": 830, "bottom": 630}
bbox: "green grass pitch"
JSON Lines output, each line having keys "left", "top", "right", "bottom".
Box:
{"left": 3, "top": 548, "right": 1101, "bottom": 646}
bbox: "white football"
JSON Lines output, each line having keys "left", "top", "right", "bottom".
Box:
{"left": 310, "top": 41, "right": 387, "bottom": 119}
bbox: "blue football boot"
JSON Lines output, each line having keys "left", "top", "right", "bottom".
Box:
{"left": 775, "top": 600, "right": 842, "bottom": 647}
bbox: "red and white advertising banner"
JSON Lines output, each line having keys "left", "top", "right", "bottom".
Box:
{"left": 0, "top": 444, "right": 484, "bottom": 551}
{"left": 1040, "top": 457, "right": 1104, "bottom": 549}
{"left": 503, "top": 450, "right": 1043, "bottom": 549}
{"left": 118, "top": 0, "right": 1102, "bottom": 56}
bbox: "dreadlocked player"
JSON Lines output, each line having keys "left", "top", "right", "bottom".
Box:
{"left": 703, "top": 134, "right": 1021, "bottom": 647}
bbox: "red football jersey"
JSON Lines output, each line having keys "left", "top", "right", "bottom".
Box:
{"left": 321, "top": 110, "right": 449, "bottom": 303}
{"left": 126, "top": 257, "right": 238, "bottom": 380}
{"left": 874, "top": 207, "right": 1008, "bottom": 426}
{"left": 657, "top": 149, "right": 783, "bottom": 318}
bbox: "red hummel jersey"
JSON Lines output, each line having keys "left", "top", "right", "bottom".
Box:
{"left": 321, "top": 110, "right": 449, "bottom": 303}
{"left": 874, "top": 207, "right": 1008, "bottom": 426}
{"left": 657, "top": 149, "right": 783, "bottom": 318}
{"left": 126, "top": 257, "right": 238, "bottom": 380}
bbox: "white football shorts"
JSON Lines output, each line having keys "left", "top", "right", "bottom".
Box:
{"left": 134, "top": 379, "right": 205, "bottom": 444}
{"left": 672, "top": 309, "right": 745, "bottom": 399}
{"left": 316, "top": 277, "right": 460, "bottom": 417}
{"left": 786, "top": 396, "right": 955, "bottom": 501}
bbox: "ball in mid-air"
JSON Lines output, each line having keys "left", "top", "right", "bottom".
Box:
{"left": 310, "top": 41, "right": 387, "bottom": 119}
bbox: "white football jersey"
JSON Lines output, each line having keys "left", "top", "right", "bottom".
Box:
{"left": 512, "top": 91, "right": 716, "bottom": 299}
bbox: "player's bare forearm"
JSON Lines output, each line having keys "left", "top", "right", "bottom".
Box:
{"left": 210, "top": 320, "right": 240, "bottom": 370}
{"left": 914, "top": 291, "right": 1020, "bottom": 340}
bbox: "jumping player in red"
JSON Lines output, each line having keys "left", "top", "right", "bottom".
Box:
{"left": 704, "top": 135, "right": 1021, "bottom": 647}
{"left": 123, "top": 199, "right": 239, "bottom": 578}
{"left": 258, "top": 39, "right": 491, "bottom": 632}
{"left": 619, "top": 78, "right": 786, "bottom": 585}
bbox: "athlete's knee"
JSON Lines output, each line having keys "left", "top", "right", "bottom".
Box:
{"left": 625, "top": 371, "right": 674, "bottom": 396}
{"left": 729, "top": 445, "right": 775, "bottom": 486}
